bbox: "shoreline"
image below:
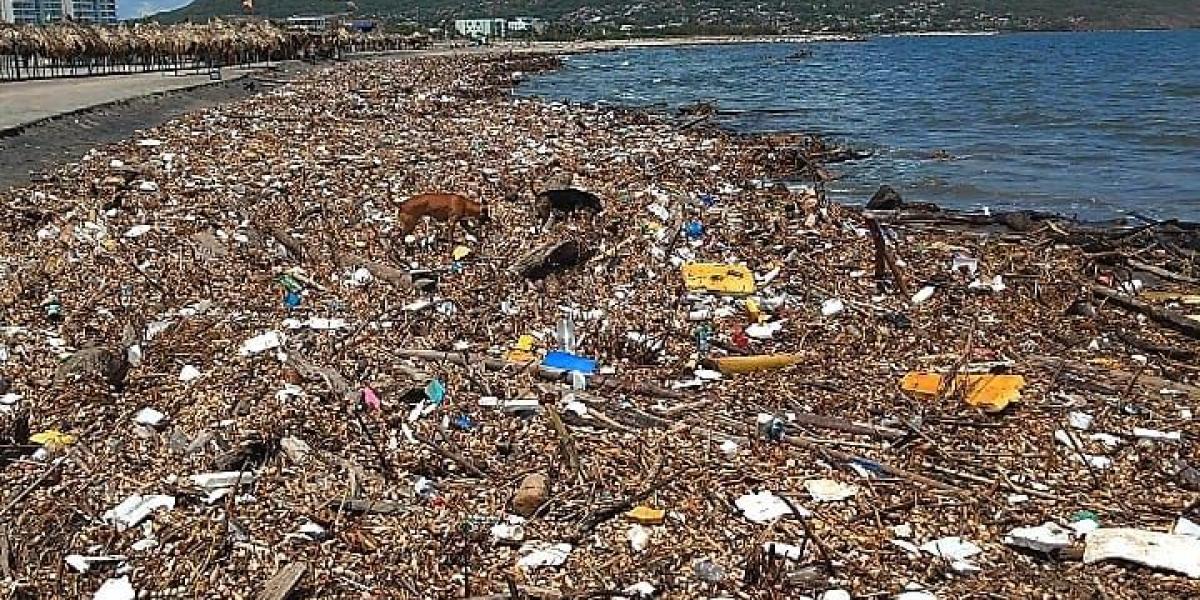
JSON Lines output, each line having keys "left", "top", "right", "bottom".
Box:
{"left": 0, "top": 50, "right": 1198, "bottom": 598}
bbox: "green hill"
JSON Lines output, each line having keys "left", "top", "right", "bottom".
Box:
{"left": 152, "top": 0, "right": 1200, "bottom": 32}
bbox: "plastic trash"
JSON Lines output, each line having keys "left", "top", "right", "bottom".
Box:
{"left": 951, "top": 255, "right": 979, "bottom": 276}
{"left": 284, "top": 291, "right": 302, "bottom": 308}
{"left": 692, "top": 558, "right": 726, "bottom": 583}
{"left": 65, "top": 554, "right": 126, "bottom": 573}
{"left": 756, "top": 414, "right": 786, "bottom": 441}
{"left": 541, "top": 351, "right": 597, "bottom": 374}
{"left": 452, "top": 414, "right": 474, "bottom": 430}
{"left": 821, "top": 298, "right": 845, "bottom": 316}
{"left": 968, "top": 275, "right": 1007, "bottom": 293}
{"left": 735, "top": 491, "right": 808, "bottom": 523}
{"left": 820, "top": 590, "right": 852, "bottom": 600}
{"left": 624, "top": 582, "right": 656, "bottom": 597}
{"left": 628, "top": 524, "right": 650, "bottom": 552}
{"left": 682, "top": 263, "right": 756, "bottom": 295}
{"left": 190, "top": 471, "right": 258, "bottom": 491}
{"left": 920, "top": 536, "right": 982, "bottom": 572}
{"left": 1174, "top": 516, "right": 1200, "bottom": 538}
{"left": 133, "top": 407, "right": 167, "bottom": 428}
{"left": 804, "top": 479, "right": 859, "bottom": 502}
{"left": 178, "top": 365, "right": 202, "bottom": 382}
{"left": 685, "top": 220, "right": 704, "bottom": 239}
{"left": 94, "top": 576, "right": 136, "bottom": 600}
{"left": 238, "top": 331, "right": 284, "bottom": 356}
{"left": 425, "top": 379, "right": 446, "bottom": 404}
{"left": 763, "top": 541, "right": 805, "bottom": 560}
{"left": 1004, "top": 522, "right": 1072, "bottom": 553}
{"left": 491, "top": 516, "right": 526, "bottom": 542}
{"left": 719, "top": 439, "right": 739, "bottom": 456}
{"left": 745, "top": 320, "right": 784, "bottom": 339}
{"left": 517, "top": 542, "right": 572, "bottom": 569}
{"left": 30, "top": 429, "right": 76, "bottom": 449}
{"left": 362, "top": 387, "right": 381, "bottom": 411}
{"left": 1084, "top": 528, "right": 1200, "bottom": 578}
{"left": 900, "top": 372, "right": 1025, "bottom": 412}
{"left": 711, "top": 353, "right": 803, "bottom": 374}
{"left": 911, "top": 285, "right": 936, "bottom": 305}
{"left": 1068, "top": 411, "right": 1093, "bottom": 430}
{"left": 556, "top": 317, "right": 576, "bottom": 353}
{"left": 626, "top": 506, "right": 666, "bottom": 525}
{"left": 103, "top": 494, "right": 175, "bottom": 531}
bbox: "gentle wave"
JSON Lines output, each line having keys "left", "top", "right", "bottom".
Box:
{"left": 520, "top": 31, "right": 1200, "bottom": 220}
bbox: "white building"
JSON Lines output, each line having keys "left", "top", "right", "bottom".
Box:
{"left": 506, "top": 17, "right": 545, "bottom": 34}
{"left": 454, "top": 18, "right": 507, "bottom": 39}
{"left": 2, "top": 0, "right": 116, "bottom": 23}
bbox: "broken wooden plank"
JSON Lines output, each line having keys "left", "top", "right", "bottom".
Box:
{"left": 326, "top": 498, "right": 408, "bottom": 515}
{"left": 258, "top": 561, "right": 308, "bottom": 600}
{"left": 1092, "top": 285, "right": 1200, "bottom": 339}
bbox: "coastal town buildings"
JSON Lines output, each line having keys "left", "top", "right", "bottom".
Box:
{"left": 1, "top": 0, "right": 116, "bottom": 24}
{"left": 453, "top": 18, "right": 507, "bottom": 39}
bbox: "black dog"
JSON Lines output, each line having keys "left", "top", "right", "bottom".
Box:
{"left": 534, "top": 188, "right": 604, "bottom": 221}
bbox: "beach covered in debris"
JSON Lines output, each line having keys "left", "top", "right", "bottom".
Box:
{"left": 2, "top": 52, "right": 1200, "bottom": 599}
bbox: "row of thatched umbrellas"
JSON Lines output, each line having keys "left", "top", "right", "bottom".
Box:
{"left": 0, "top": 20, "right": 425, "bottom": 79}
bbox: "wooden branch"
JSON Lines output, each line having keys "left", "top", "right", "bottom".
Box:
{"left": 542, "top": 403, "right": 581, "bottom": 477}
{"left": 1091, "top": 285, "right": 1200, "bottom": 339}
{"left": 569, "top": 455, "right": 667, "bottom": 543}
{"left": 866, "top": 217, "right": 910, "bottom": 296}
{"left": 258, "top": 562, "right": 308, "bottom": 600}
{"left": 415, "top": 434, "right": 490, "bottom": 479}
{"left": 326, "top": 498, "right": 407, "bottom": 515}
{"left": 787, "top": 411, "right": 906, "bottom": 441}
{"left": 1127, "top": 258, "right": 1199, "bottom": 285}
{"left": 780, "top": 433, "right": 967, "bottom": 496}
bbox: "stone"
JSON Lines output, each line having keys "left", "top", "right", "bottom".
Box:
{"left": 865, "top": 184, "right": 904, "bottom": 210}
{"left": 512, "top": 473, "right": 549, "bottom": 516}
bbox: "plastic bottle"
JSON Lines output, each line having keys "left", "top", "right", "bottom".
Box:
{"left": 556, "top": 316, "right": 576, "bottom": 353}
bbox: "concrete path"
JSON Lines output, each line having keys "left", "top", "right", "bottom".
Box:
{"left": 0, "top": 68, "right": 251, "bottom": 132}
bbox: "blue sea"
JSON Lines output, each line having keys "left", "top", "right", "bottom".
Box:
{"left": 519, "top": 31, "right": 1200, "bottom": 221}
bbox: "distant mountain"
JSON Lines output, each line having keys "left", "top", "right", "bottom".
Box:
{"left": 150, "top": 0, "right": 1200, "bottom": 32}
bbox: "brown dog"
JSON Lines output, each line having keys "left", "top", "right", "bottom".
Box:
{"left": 397, "top": 193, "right": 490, "bottom": 239}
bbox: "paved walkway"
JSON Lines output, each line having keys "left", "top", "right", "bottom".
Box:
{"left": 0, "top": 68, "right": 251, "bottom": 132}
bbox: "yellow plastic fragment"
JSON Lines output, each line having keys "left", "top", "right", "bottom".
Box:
{"left": 514, "top": 335, "right": 535, "bottom": 351}
{"left": 900, "top": 372, "right": 1026, "bottom": 412}
{"left": 711, "top": 353, "right": 803, "bottom": 374}
{"left": 682, "top": 262, "right": 756, "bottom": 295}
{"left": 744, "top": 299, "right": 763, "bottom": 322}
{"left": 626, "top": 506, "right": 666, "bottom": 525}
{"left": 452, "top": 245, "right": 472, "bottom": 261}
{"left": 30, "top": 429, "right": 77, "bottom": 449}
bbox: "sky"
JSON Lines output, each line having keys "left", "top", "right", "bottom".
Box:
{"left": 118, "top": 0, "right": 190, "bottom": 19}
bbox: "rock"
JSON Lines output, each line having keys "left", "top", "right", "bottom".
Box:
{"left": 866, "top": 185, "right": 904, "bottom": 210}
{"left": 54, "top": 346, "right": 129, "bottom": 388}
{"left": 512, "top": 473, "right": 548, "bottom": 516}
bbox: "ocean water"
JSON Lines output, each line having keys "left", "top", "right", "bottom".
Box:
{"left": 518, "top": 31, "right": 1200, "bottom": 221}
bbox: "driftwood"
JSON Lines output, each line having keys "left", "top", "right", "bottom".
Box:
{"left": 336, "top": 252, "right": 413, "bottom": 288}
{"left": 326, "top": 498, "right": 407, "bottom": 515}
{"left": 392, "top": 349, "right": 684, "bottom": 400}
{"left": 1092, "top": 285, "right": 1200, "bottom": 339}
{"left": 788, "top": 411, "right": 906, "bottom": 441}
{"left": 510, "top": 239, "right": 588, "bottom": 280}
{"left": 258, "top": 562, "right": 307, "bottom": 600}
{"left": 1127, "top": 258, "right": 1199, "bottom": 285}
{"left": 865, "top": 217, "right": 910, "bottom": 296}
{"left": 780, "top": 433, "right": 967, "bottom": 496}
{"left": 542, "top": 403, "right": 581, "bottom": 477}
